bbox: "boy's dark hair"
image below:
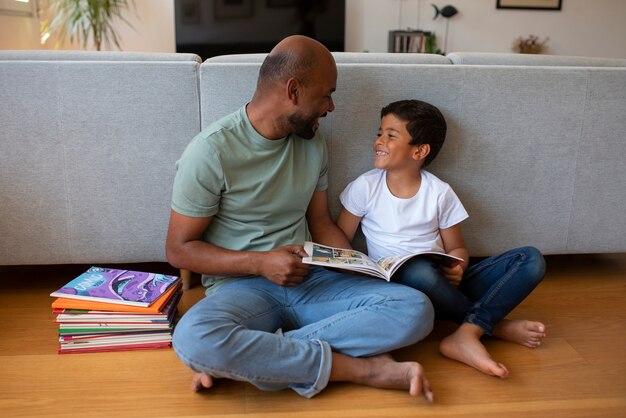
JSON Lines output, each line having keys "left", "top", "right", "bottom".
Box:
{"left": 381, "top": 99, "right": 447, "bottom": 167}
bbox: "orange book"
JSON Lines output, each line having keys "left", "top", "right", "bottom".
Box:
{"left": 52, "top": 282, "right": 181, "bottom": 313}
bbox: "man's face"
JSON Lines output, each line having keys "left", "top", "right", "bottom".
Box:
{"left": 289, "top": 64, "right": 337, "bottom": 139}
{"left": 288, "top": 108, "right": 326, "bottom": 139}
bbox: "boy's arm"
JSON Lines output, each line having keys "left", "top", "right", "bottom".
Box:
{"left": 306, "top": 191, "right": 352, "bottom": 249}
{"left": 440, "top": 223, "right": 470, "bottom": 286}
{"left": 336, "top": 208, "right": 362, "bottom": 244}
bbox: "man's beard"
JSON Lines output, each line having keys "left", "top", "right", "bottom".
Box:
{"left": 288, "top": 111, "right": 324, "bottom": 140}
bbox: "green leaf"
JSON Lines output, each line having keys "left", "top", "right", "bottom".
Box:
{"left": 40, "top": 0, "right": 135, "bottom": 51}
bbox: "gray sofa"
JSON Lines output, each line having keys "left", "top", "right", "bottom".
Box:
{"left": 1, "top": 50, "right": 625, "bottom": 273}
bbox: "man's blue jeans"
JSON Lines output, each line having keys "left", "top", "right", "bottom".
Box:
{"left": 172, "top": 267, "right": 434, "bottom": 398}
{"left": 392, "top": 246, "right": 546, "bottom": 335}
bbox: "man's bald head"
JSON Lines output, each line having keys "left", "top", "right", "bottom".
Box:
{"left": 247, "top": 35, "right": 337, "bottom": 140}
{"left": 257, "top": 35, "right": 335, "bottom": 92}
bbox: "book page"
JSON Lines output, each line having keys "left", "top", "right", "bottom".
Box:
{"left": 376, "top": 255, "right": 403, "bottom": 273}
{"left": 302, "top": 242, "right": 386, "bottom": 279}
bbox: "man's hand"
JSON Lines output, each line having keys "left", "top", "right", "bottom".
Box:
{"left": 442, "top": 264, "right": 464, "bottom": 287}
{"left": 257, "top": 245, "right": 310, "bottom": 286}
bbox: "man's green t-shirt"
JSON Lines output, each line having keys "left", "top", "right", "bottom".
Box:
{"left": 172, "top": 106, "right": 329, "bottom": 292}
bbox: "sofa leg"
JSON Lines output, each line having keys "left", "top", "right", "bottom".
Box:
{"left": 180, "top": 268, "right": 193, "bottom": 290}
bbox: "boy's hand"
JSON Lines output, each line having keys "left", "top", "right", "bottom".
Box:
{"left": 442, "top": 264, "right": 464, "bottom": 286}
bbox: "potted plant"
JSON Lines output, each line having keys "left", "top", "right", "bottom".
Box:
{"left": 424, "top": 33, "right": 443, "bottom": 55}
{"left": 512, "top": 34, "right": 549, "bottom": 54}
{"left": 40, "top": 0, "right": 135, "bottom": 51}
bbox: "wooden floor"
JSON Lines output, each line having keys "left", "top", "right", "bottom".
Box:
{"left": 1, "top": 253, "right": 625, "bottom": 418}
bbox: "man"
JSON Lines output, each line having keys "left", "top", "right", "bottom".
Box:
{"left": 166, "top": 35, "right": 434, "bottom": 400}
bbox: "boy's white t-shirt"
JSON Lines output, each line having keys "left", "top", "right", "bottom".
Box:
{"left": 340, "top": 168, "right": 468, "bottom": 261}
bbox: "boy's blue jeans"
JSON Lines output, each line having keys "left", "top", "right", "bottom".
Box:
{"left": 172, "top": 267, "right": 434, "bottom": 398}
{"left": 393, "top": 246, "right": 546, "bottom": 335}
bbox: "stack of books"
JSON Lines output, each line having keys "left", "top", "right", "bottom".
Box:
{"left": 50, "top": 266, "right": 182, "bottom": 354}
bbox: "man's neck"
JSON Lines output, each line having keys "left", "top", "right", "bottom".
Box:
{"left": 246, "top": 100, "right": 288, "bottom": 140}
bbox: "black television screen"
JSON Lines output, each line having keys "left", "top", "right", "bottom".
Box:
{"left": 175, "top": 0, "right": 345, "bottom": 60}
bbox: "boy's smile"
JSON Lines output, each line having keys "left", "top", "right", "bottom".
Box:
{"left": 373, "top": 113, "right": 422, "bottom": 171}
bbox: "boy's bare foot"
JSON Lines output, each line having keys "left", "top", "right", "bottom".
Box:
{"left": 492, "top": 319, "right": 546, "bottom": 348}
{"left": 191, "top": 372, "right": 214, "bottom": 392}
{"left": 331, "top": 353, "right": 434, "bottom": 401}
{"left": 439, "top": 323, "right": 509, "bottom": 379}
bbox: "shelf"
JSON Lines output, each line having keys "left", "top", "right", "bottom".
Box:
{"left": 388, "top": 30, "right": 432, "bottom": 53}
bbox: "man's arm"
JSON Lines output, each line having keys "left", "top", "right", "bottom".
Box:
{"left": 165, "top": 210, "right": 309, "bottom": 286}
{"left": 306, "top": 190, "right": 352, "bottom": 249}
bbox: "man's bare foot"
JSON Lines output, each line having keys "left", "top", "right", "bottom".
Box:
{"left": 331, "top": 353, "right": 434, "bottom": 401}
{"left": 439, "top": 323, "right": 509, "bottom": 379}
{"left": 492, "top": 319, "right": 546, "bottom": 348}
{"left": 191, "top": 372, "right": 214, "bottom": 392}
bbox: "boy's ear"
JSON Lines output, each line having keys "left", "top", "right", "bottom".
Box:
{"left": 413, "top": 144, "right": 431, "bottom": 161}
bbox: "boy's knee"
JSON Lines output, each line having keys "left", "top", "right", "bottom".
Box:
{"left": 394, "top": 259, "right": 442, "bottom": 292}
{"left": 520, "top": 246, "right": 546, "bottom": 284}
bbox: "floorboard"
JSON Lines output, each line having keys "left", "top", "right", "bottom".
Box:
{"left": 0, "top": 253, "right": 624, "bottom": 417}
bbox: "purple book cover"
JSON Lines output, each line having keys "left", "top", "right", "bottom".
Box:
{"left": 50, "top": 267, "right": 180, "bottom": 307}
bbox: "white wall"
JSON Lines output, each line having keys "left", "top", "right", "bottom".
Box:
{"left": 0, "top": 0, "right": 175, "bottom": 52}
{"left": 345, "top": 0, "right": 626, "bottom": 58}
{"left": 2, "top": 0, "right": 625, "bottom": 58}
{"left": 0, "top": 2, "right": 41, "bottom": 50}
{"left": 115, "top": 0, "right": 176, "bottom": 52}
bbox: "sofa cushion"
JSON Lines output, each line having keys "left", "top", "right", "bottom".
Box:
{"left": 0, "top": 52, "right": 201, "bottom": 265}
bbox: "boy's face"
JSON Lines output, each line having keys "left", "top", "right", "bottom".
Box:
{"left": 373, "top": 113, "right": 423, "bottom": 171}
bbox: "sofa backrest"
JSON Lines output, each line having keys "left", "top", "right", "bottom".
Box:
{"left": 206, "top": 51, "right": 451, "bottom": 64}
{"left": 2, "top": 51, "right": 625, "bottom": 266}
{"left": 447, "top": 52, "right": 626, "bottom": 67}
{"left": 0, "top": 50, "right": 202, "bottom": 62}
{"left": 199, "top": 58, "right": 626, "bottom": 256}
{"left": 0, "top": 51, "right": 201, "bottom": 265}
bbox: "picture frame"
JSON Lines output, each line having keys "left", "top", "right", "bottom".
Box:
{"left": 214, "top": 0, "right": 253, "bottom": 20}
{"left": 180, "top": 0, "right": 201, "bottom": 24}
{"left": 267, "top": 0, "right": 296, "bottom": 7}
{"left": 496, "top": 0, "right": 562, "bottom": 10}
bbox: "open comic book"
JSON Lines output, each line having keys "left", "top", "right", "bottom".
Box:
{"left": 303, "top": 241, "right": 463, "bottom": 281}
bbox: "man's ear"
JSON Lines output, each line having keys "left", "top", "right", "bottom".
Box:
{"left": 413, "top": 144, "right": 431, "bottom": 161}
{"left": 286, "top": 77, "right": 300, "bottom": 104}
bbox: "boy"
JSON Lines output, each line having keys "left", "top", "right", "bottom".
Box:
{"left": 337, "top": 99, "right": 546, "bottom": 378}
